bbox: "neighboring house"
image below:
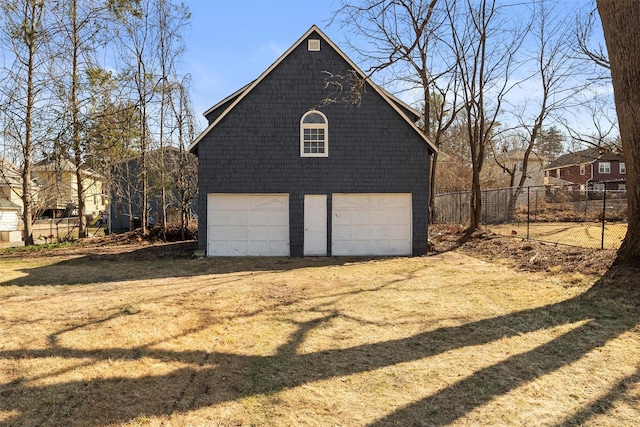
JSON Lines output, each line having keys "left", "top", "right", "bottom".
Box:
{"left": 189, "top": 26, "right": 436, "bottom": 257}
{"left": 0, "top": 199, "right": 22, "bottom": 243}
{"left": 0, "top": 157, "right": 27, "bottom": 212}
{"left": 483, "top": 149, "right": 550, "bottom": 188}
{"left": 0, "top": 157, "right": 40, "bottom": 243}
{"left": 110, "top": 147, "right": 198, "bottom": 233}
{"left": 544, "top": 148, "right": 626, "bottom": 191}
{"left": 32, "top": 158, "right": 106, "bottom": 219}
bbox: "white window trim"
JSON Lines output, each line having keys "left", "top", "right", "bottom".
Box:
{"left": 308, "top": 39, "right": 320, "bottom": 51}
{"left": 599, "top": 161, "right": 611, "bottom": 174}
{"left": 579, "top": 164, "right": 586, "bottom": 175}
{"left": 300, "top": 110, "right": 328, "bottom": 158}
{"left": 620, "top": 162, "right": 626, "bottom": 174}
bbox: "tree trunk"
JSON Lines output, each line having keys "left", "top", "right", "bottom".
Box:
{"left": 470, "top": 169, "right": 483, "bottom": 231}
{"left": 21, "top": 0, "right": 41, "bottom": 247}
{"left": 597, "top": 0, "right": 640, "bottom": 267}
{"left": 70, "top": 0, "right": 87, "bottom": 239}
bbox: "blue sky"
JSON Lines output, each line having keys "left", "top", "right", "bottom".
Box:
{"left": 180, "top": 0, "right": 612, "bottom": 139}
{"left": 182, "top": 0, "right": 344, "bottom": 130}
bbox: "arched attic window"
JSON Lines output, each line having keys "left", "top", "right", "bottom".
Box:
{"left": 300, "top": 110, "right": 328, "bottom": 157}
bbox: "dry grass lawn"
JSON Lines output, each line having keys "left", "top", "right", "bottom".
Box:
{"left": 0, "top": 240, "right": 639, "bottom": 426}
{"left": 487, "top": 222, "right": 627, "bottom": 249}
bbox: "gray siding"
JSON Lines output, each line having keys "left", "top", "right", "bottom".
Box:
{"left": 111, "top": 149, "right": 198, "bottom": 233}
{"left": 196, "top": 30, "right": 432, "bottom": 256}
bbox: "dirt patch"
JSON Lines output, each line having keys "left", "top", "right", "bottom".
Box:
{"left": 429, "top": 224, "right": 617, "bottom": 276}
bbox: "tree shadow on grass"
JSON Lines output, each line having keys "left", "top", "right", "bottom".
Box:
{"left": 0, "top": 267, "right": 638, "bottom": 426}
{"left": 557, "top": 367, "right": 640, "bottom": 427}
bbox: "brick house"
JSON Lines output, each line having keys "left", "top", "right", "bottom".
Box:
{"left": 544, "top": 147, "right": 626, "bottom": 191}
{"left": 189, "top": 26, "right": 436, "bottom": 257}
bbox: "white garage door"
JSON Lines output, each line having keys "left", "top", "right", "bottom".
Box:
{"left": 207, "top": 194, "right": 289, "bottom": 256}
{"left": 0, "top": 209, "right": 19, "bottom": 231}
{"left": 332, "top": 194, "right": 412, "bottom": 256}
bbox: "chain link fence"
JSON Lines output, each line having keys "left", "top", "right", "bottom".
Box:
{"left": 433, "top": 185, "right": 628, "bottom": 249}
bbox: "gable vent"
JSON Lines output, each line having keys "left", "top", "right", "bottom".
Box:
{"left": 308, "top": 39, "right": 320, "bottom": 51}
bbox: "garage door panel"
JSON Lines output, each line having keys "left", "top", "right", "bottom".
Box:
{"left": 371, "top": 226, "right": 389, "bottom": 239}
{"left": 371, "top": 240, "right": 390, "bottom": 254}
{"left": 269, "top": 210, "right": 289, "bottom": 225}
{"left": 229, "top": 225, "right": 249, "bottom": 240}
{"left": 209, "top": 241, "right": 229, "bottom": 256}
{"left": 351, "top": 210, "right": 371, "bottom": 225}
{"left": 371, "top": 210, "right": 389, "bottom": 224}
{"left": 229, "top": 213, "right": 248, "bottom": 226}
{"left": 229, "top": 241, "right": 249, "bottom": 256}
{"left": 332, "top": 224, "right": 351, "bottom": 240}
{"left": 248, "top": 226, "right": 268, "bottom": 240}
{"left": 249, "top": 241, "right": 268, "bottom": 256}
{"left": 351, "top": 240, "right": 371, "bottom": 255}
{"left": 209, "top": 210, "right": 229, "bottom": 225}
{"left": 250, "top": 197, "right": 287, "bottom": 210}
{"left": 270, "top": 224, "right": 289, "bottom": 236}
{"left": 352, "top": 225, "right": 371, "bottom": 239}
{"left": 333, "top": 210, "right": 351, "bottom": 225}
{"left": 220, "top": 197, "right": 248, "bottom": 210}
{"left": 270, "top": 240, "right": 290, "bottom": 254}
{"left": 332, "top": 194, "right": 411, "bottom": 256}
{"left": 332, "top": 240, "right": 350, "bottom": 255}
{"left": 248, "top": 211, "right": 267, "bottom": 226}
{"left": 389, "top": 240, "right": 411, "bottom": 255}
{"left": 210, "top": 225, "right": 228, "bottom": 240}
{"left": 207, "top": 194, "right": 289, "bottom": 256}
{"left": 334, "top": 194, "right": 370, "bottom": 209}
{"left": 374, "top": 195, "right": 410, "bottom": 208}
{"left": 389, "top": 209, "right": 409, "bottom": 224}
{"left": 390, "top": 224, "right": 411, "bottom": 239}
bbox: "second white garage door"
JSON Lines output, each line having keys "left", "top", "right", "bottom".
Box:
{"left": 332, "top": 194, "right": 412, "bottom": 256}
{"left": 207, "top": 194, "right": 289, "bottom": 256}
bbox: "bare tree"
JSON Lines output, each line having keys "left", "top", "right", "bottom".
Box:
{"left": 597, "top": 0, "right": 640, "bottom": 267}
{"left": 576, "top": 5, "right": 610, "bottom": 71}
{"left": 168, "top": 77, "right": 197, "bottom": 239}
{"left": 561, "top": 91, "right": 619, "bottom": 152}
{"left": 153, "top": 0, "right": 189, "bottom": 234}
{"left": 446, "top": 0, "right": 528, "bottom": 232}
{"left": 107, "top": 0, "right": 192, "bottom": 236}
{"left": 109, "top": 0, "right": 159, "bottom": 234}
{"left": 50, "top": 0, "right": 110, "bottom": 238}
{"left": 566, "top": 4, "right": 618, "bottom": 152}
{"left": 334, "top": 0, "right": 461, "bottom": 217}
{"left": 0, "top": 0, "right": 52, "bottom": 245}
{"left": 494, "top": 0, "right": 592, "bottom": 218}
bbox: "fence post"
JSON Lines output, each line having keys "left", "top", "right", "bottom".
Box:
{"left": 601, "top": 188, "right": 606, "bottom": 249}
{"left": 527, "top": 187, "right": 530, "bottom": 240}
{"left": 482, "top": 190, "right": 487, "bottom": 226}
